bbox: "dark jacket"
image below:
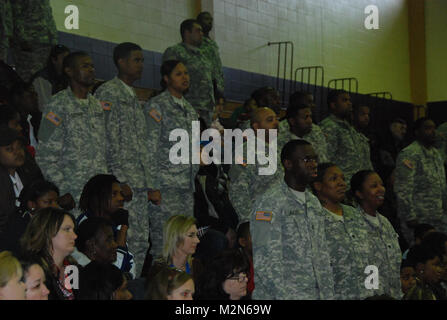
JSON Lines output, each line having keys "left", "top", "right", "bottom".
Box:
{"left": 0, "top": 208, "right": 31, "bottom": 255}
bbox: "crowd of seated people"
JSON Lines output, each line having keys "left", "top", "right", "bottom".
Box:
{"left": 2, "top": 11, "right": 447, "bottom": 301}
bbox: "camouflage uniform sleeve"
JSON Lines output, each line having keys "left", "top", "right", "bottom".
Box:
{"left": 250, "top": 204, "right": 284, "bottom": 300}
{"left": 36, "top": 103, "right": 65, "bottom": 189}
{"left": 320, "top": 121, "right": 338, "bottom": 164}
{"left": 381, "top": 218, "right": 403, "bottom": 299}
{"left": 394, "top": 151, "right": 417, "bottom": 222}
{"left": 212, "top": 42, "right": 225, "bottom": 95}
{"left": 228, "top": 164, "right": 254, "bottom": 222}
{"left": 95, "top": 89, "right": 127, "bottom": 184}
{"left": 144, "top": 100, "right": 163, "bottom": 190}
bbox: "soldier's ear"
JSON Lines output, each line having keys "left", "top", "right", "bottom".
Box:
{"left": 283, "top": 159, "right": 293, "bottom": 171}
{"left": 163, "top": 75, "right": 169, "bottom": 86}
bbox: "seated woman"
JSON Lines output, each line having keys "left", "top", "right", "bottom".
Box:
{"left": 404, "top": 242, "right": 445, "bottom": 300}
{"left": 312, "top": 163, "right": 373, "bottom": 299}
{"left": 20, "top": 257, "right": 50, "bottom": 300}
{"left": 194, "top": 249, "right": 249, "bottom": 300}
{"left": 0, "top": 251, "right": 26, "bottom": 300}
{"left": 72, "top": 217, "right": 118, "bottom": 267}
{"left": 350, "top": 170, "right": 402, "bottom": 299}
{"left": 78, "top": 174, "right": 136, "bottom": 278}
{"left": 78, "top": 261, "right": 132, "bottom": 300}
{"left": 0, "top": 179, "right": 59, "bottom": 255}
{"left": 148, "top": 215, "right": 200, "bottom": 279}
{"left": 20, "top": 207, "right": 78, "bottom": 300}
{"left": 145, "top": 266, "right": 194, "bottom": 300}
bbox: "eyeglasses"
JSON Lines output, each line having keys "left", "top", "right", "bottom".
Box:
{"left": 227, "top": 272, "right": 248, "bottom": 283}
{"left": 298, "top": 156, "right": 318, "bottom": 164}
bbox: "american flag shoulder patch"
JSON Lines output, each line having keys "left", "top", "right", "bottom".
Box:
{"left": 256, "top": 211, "right": 273, "bottom": 222}
{"left": 149, "top": 109, "right": 162, "bottom": 123}
{"left": 45, "top": 111, "right": 61, "bottom": 126}
{"left": 100, "top": 101, "right": 112, "bottom": 111}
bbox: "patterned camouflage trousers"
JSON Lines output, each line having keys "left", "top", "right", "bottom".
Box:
{"left": 148, "top": 188, "right": 195, "bottom": 259}
{"left": 11, "top": 44, "right": 52, "bottom": 82}
{"left": 125, "top": 191, "right": 150, "bottom": 277}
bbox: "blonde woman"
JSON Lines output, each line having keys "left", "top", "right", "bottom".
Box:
{"left": 21, "top": 207, "right": 78, "bottom": 300}
{"left": 0, "top": 251, "right": 26, "bottom": 300}
{"left": 145, "top": 266, "right": 194, "bottom": 300}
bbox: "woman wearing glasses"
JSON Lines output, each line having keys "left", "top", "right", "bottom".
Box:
{"left": 194, "top": 249, "right": 249, "bottom": 300}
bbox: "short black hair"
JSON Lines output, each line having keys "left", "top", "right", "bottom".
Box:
{"left": 327, "top": 89, "right": 348, "bottom": 108}
{"left": 420, "top": 232, "right": 447, "bottom": 258}
{"left": 314, "top": 162, "right": 337, "bottom": 184}
{"left": 159, "top": 60, "right": 182, "bottom": 89}
{"left": 280, "top": 139, "right": 311, "bottom": 166}
{"left": 180, "top": 19, "right": 198, "bottom": 40}
{"left": 197, "top": 11, "right": 211, "bottom": 22}
{"left": 406, "top": 243, "right": 442, "bottom": 268}
{"left": 285, "top": 102, "right": 311, "bottom": 120}
{"left": 18, "top": 180, "right": 59, "bottom": 212}
{"left": 251, "top": 86, "right": 277, "bottom": 107}
{"left": 113, "top": 42, "right": 142, "bottom": 68}
{"left": 75, "top": 216, "right": 114, "bottom": 254}
{"left": 62, "top": 51, "right": 90, "bottom": 74}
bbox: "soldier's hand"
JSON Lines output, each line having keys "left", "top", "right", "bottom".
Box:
{"left": 58, "top": 193, "right": 76, "bottom": 211}
{"left": 121, "top": 184, "right": 133, "bottom": 202}
{"left": 148, "top": 190, "right": 161, "bottom": 205}
{"left": 406, "top": 219, "right": 419, "bottom": 229}
{"left": 110, "top": 208, "right": 130, "bottom": 227}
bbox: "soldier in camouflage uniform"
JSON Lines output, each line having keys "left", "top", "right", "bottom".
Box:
{"left": 320, "top": 90, "right": 373, "bottom": 183}
{"left": 313, "top": 163, "right": 384, "bottom": 299}
{"left": 250, "top": 140, "right": 334, "bottom": 299}
{"left": 94, "top": 43, "right": 153, "bottom": 276}
{"left": 0, "top": 0, "right": 12, "bottom": 62}
{"left": 395, "top": 118, "right": 447, "bottom": 243}
{"left": 197, "top": 12, "right": 224, "bottom": 97}
{"left": 36, "top": 52, "right": 108, "bottom": 205}
{"left": 143, "top": 60, "right": 200, "bottom": 257}
{"left": 229, "top": 107, "right": 282, "bottom": 222}
{"left": 351, "top": 170, "right": 403, "bottom": 299}
{"left": 10, "top": 0, "right": 58, "bottom": 81}
{"left": 278, "top": 91, "right": 330, "bottom": 163}
{"left": 162, "top": 19, "right": 215, "bottom": 126}
{"left": 435, "top": 121, "right": 447, "bottom": 165}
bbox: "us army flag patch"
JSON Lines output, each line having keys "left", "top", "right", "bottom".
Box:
{"left": 45, "top": 112, "right": 61, "bottom": 126}
{"left": 256, "top": 211, "right": 272, "bottom": 222}
{"left": 403, "top": 159, "right": 415, "bottom": 169}
{"left": 101, "top": 101, "right": 112, "bottom": 111}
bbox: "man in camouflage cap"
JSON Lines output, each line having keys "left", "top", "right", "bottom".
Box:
{"left": 36, "top": 51, "right": 108, "bottom": 205}
{"left": 320, "top": 89, "right": 373, "bottom": 183}
{"left": 10, "top": 0, "right": 58, "bottom": 81}
{"left": 162, "top": 19, "right": 215, "bottom": 126}
{"left": 250, "top": 139, "right": 335, "bottom": 299}
{"left": 395, "top": 117, "right": 447, "bottom": 243}
{"left": 197, "top": 12, "right": 224, "bottom": 98}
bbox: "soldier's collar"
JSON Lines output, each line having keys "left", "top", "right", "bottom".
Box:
{"left": 182, "top": 42, "right": 201, "bottom": 53}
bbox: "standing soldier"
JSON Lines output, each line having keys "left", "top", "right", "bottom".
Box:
{"left": 143, "top": 60, "right": 200, "bottom": 257}
{"left": 320, "top": 90, "right": 373, "bottom": 183}
{"left": 162, "top": 19, "right": 214, "bottom": 126}
{"left": 10, "top": 0, "right": 58, "bottom": 81}
{"left": 395, "top": 118, "right": 447, "bottom": 243}
{"left": 250, "top": 140, "right": 335, "bottom": 299}
{"left": 94, "top": 42, "right": 156, "bottom": 276}
{"left": 228, "top": 107, "right": 281, "bottom": 222}
{"left": 36, "top": 51, "right": 108, "bottom": 205}
{"left": 196, "top": 11, "right": 224, "bottom": 98}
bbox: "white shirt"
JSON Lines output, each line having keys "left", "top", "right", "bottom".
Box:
{"left": 118, "top": 78, "right": 137, "bottom": 98}
{"left": 171, "top": 94, "right": 185, "bottom": 108}
{"left": 324, "top": 207, "right": 344, "bottom": 222}
{"left": 289, "top": 188, "right": 306, "bottom": 203}
{"left": 10, "top": 172, "right": 24, "bottom": 207}
{"left": 27, "top": 114, "right": 38, "bottom": 149}
{"left": 364, "top": 211, "right": 380, "bottom": 227}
